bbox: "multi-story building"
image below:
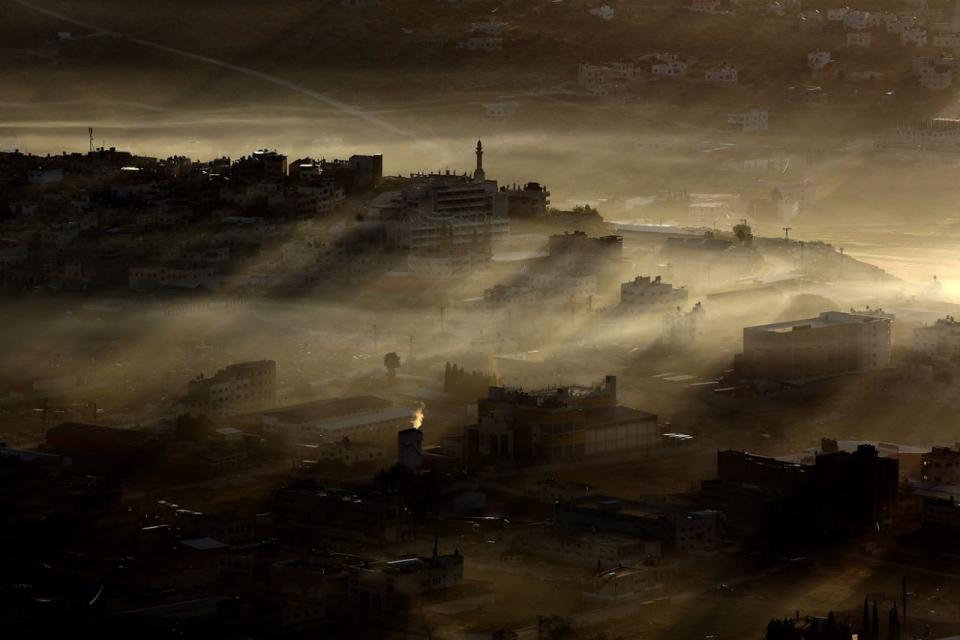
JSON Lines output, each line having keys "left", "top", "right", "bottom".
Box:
{"left": 554, "top": 495, "right": 721, "bottom": 553}
{"left": 727, "top": 109, "right": 769, "bottom": 132}
{"left": 662, "top": 301, "right": 705, "bottom": 346}
{"left": 398, "top": 142, "right": 510, "bottom": 250}
{"left": 232, "top": 149, "right": 288, "bottom": 184}
{"left": 465, "top": 375, "right": 660, "bottom": 464}
{"left": 913, "top": 316, "right": 960, "bottom": 362}
{"left": 129, "top": 263, "right": 223, "bottom": 290}
{"left": 618, "top": 275, "right": 688, "bottom": 312}
{"left": 847, "top": 31, "right": 872, "bottom": 48}
{"left": 177, "top": 360, "right": 277, "bottom": 417}
{"left": 705, "top": 65, "right": 738, "bottom": 83}
{"left": 921, "top": 445, "right": 960, "bottom": 483}
{"left": 348, "top": 548, "right": 464, "bottom": 612}
{"left": 736, "top": 310, "right": 893, "bottom": 383}
{"left": 807, "top": 50, "right": 833, "bottom": 70}
{"left": 502, "top": 182, "right": 550, "bottom": 217}
{"left": 524, "top": 478, "right": 600, "bottom": 504}
{"left": 702, "top": 446, "right": 899, "bottom": 541}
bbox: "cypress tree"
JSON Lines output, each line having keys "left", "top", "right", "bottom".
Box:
{"left": 872, "top": 602, "right": 880, "bottom": 640}
{"left": 863, "top": 597, "right": 871, "bottom": 638}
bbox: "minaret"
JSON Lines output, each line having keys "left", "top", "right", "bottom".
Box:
{"left": 473, "top": 139, "right": 485, "bottom": 182}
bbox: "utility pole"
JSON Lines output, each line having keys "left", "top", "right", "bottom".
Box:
{"left": 782, "top": 226, "right": 792, "bottom": 240}
{"left": 903, "top": 576, "right": 907, "bottom": 625}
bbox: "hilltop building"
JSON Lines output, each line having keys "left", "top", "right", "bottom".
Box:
{"left": 618, "top": 275, "right": 688, "bottom": 312}
{"left": 389, "top": 142, "right": 510, "bottom": 250}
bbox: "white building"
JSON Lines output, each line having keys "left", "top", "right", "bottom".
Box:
{"left": 578, "top": 62, "right": 639, "bottom": 96}
{"left": 827, "top": 7, "right": 850, "bottom": 22}
{"left": 662, "top": 301, "right": 705, "bottom": 346}
{"left": 913, "top": 316, "right": 960, "bottom": 361}
{"left": 471, "top": 21, "right": 507, "bottom": 36}
{"left": 177, "top": 360, "right": 278, "bottom": 417}
{"left": 589, "top": 4, "right": 616, "bottom": 20}
{"left": 619, "top": 275, "right": 688, "bottom": 312}
{"left": 902, "top": 26, "right": 928, "bottom": 46}
{"left": 529, "top": 271, "right": 598, "bottom": 300}
{"left": 129, "top": 263, "right": 222, "bottom": 290}
{"left": 705, "top": 64, "right": 738, "bottom": 83}
{"left": 688, "top": 200, "right": 731, "bottom": 227}
{"left": 919, "top": 65, "right": 953, "bottom": 89}
{"left": 847, "top": 31, "right": 872, "bottom": 48}
{"left": 407, "top": 244, "right": 491, "bottom": 279}
{"left": 934, "top": 32, "right": 960, "bottom": 48}
{"left": 399, "top": 142, "right": 511, "bottom": 250}
{"left": 807, "top": 50, "right": 833, "bottom": 70}
{"left": 843, "top": 10, "right": 871, "bottom": 30}
{"left": 738, "top": 310, "right": 893, "bottom": 382}
{"left": 458, "top": 36, "right": 502, "bottom": 52}
{"left": 652, "top": 60, "right": 688, "bottom": 77}
{"left": 727, "top": 109, "right": 769, "bottom": 132}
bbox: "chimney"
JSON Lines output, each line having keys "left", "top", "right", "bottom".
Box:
{"left": 398, "top": 428, "right": 423, "bottom": 471}
{"left": 605, "top": 375, "right": 618, "bottom": 400}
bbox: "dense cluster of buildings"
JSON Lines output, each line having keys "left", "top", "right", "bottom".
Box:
{"left": 0, "top": 140, "right": 555, "bottom": 294}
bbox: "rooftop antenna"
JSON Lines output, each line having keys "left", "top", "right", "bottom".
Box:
{"left": 88, "top": 127, "right": 94, "bottom": 153}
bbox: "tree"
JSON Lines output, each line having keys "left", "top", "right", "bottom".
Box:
{"left": 491, "top": 630, "right": 518, "bottom": 640}
{"left": 175, "top": 413, "right": 213, "bottom": 442}
{"left": 383, "top": 352, "right": 401, "bottom": 379}
{"left": 872, "top": 602, "right": 880, "bottom": 640}
{"left": 863, "top": 597, "right": 871, "bottom": 639}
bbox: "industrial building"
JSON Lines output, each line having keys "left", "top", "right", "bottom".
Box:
{"left": 736, "top": 310, "right": 893, "bottom": 383}
{"left": 465, "top": 376, "right": 660, "bottom": 465}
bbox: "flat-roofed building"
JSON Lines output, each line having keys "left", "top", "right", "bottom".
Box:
{"left": 913, "top": 315, "right": 960, "bottom": 362}
{"left": 465, "top": 376, "right": 660, "bottom": 464}
{"left": 618, "top": 275, "right": 688, "bottom": 312}
{"left": 240, "top": 396, "right": 416, "bottom": 449}
{"left": 737, "top": 310, "right": 893, "bottom": 383}
{"left": 554, "top": 495, "right": 721, "bottom": 553}
{"left": 348, "top": 549, "right": 464, "bottom": 612}
{"left": 177, "top": 360, "right": 277, "bottom": 417}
